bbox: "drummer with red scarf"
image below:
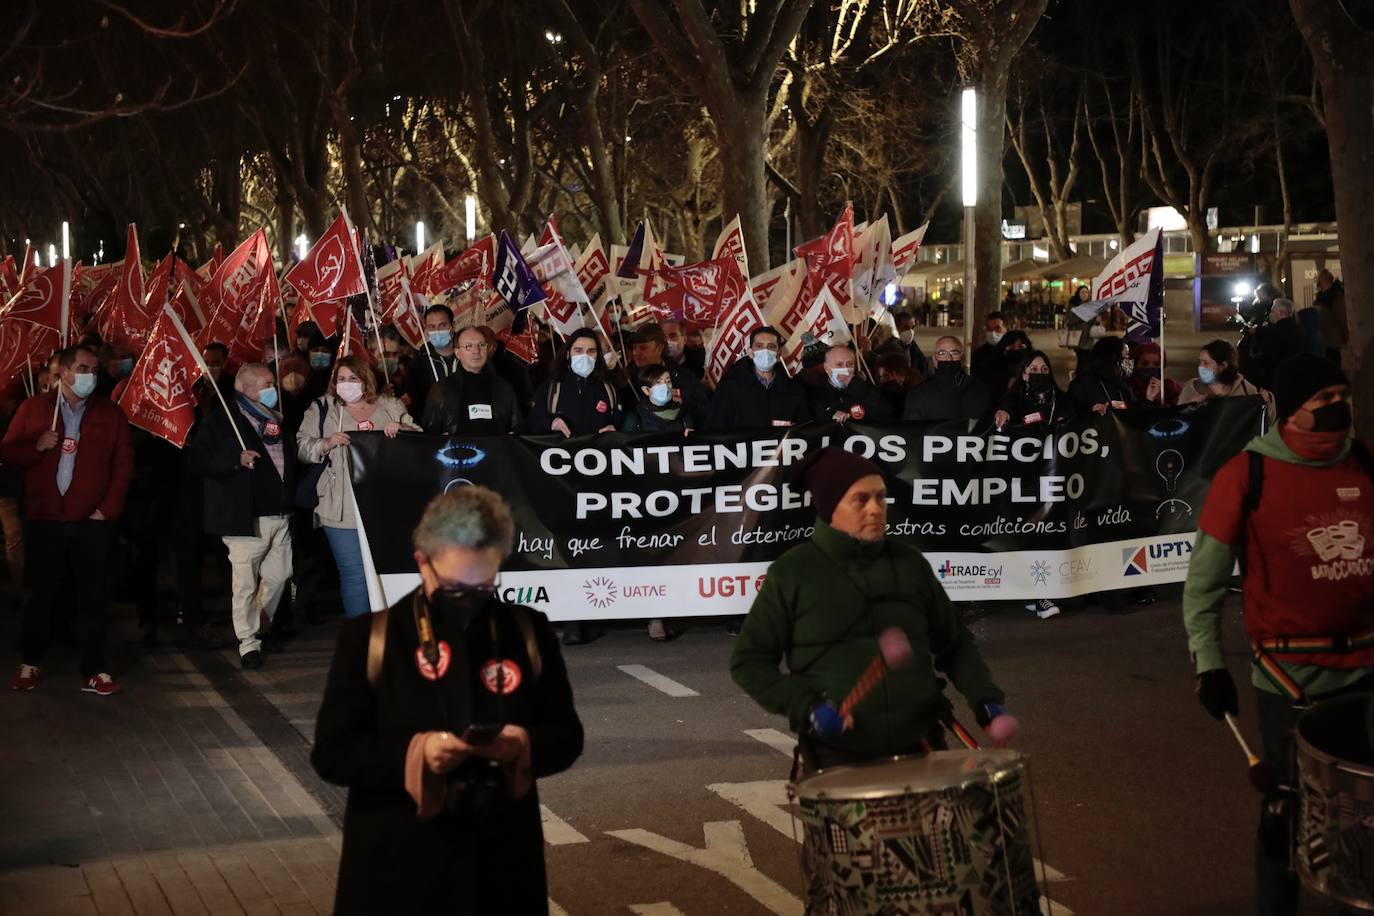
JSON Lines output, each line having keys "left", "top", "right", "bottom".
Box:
{"left": 1183, "top": 353, "right": 1374, "bottom": 916}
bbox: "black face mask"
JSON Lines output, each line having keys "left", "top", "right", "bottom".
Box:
{"left": 935, "top": 361, "right": 962, "bottom": 377}
{"left": 1308, "top": 401, "right": 1352, "bottom": 432}
{"left": 429, "top": 584, "right": 496, "bottom": 629}
{"left": 1004, "top": 348, "right": 1027, "bottom": 365}
{"left": 1026, "top": 373, "right": 1054, "bottom": 394}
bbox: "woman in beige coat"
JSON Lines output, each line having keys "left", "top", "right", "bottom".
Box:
{"left": 296, "top": 354, "right": 418, "bottom": 617}
{"left": 1177, "top": 338, "right": 1275, "bottom": 422}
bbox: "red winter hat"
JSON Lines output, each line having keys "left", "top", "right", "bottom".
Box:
{"left": 798, "top": 447, "right": 884, "bottom": 523}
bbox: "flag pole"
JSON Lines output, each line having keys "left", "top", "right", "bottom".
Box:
{"left": 168, "top": 303, "right": 248, "bottom": 453}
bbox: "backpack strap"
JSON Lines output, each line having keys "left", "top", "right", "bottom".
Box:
{"left": 316, "top": 397, "right": 328, "bottom": 437}
{"left": 603, "top": 381, "right": 618, "bottom": 413}
{"left": 366, "top": 609, "right": 388, "bottom": 688}
{"left": 510, "top": 605, "right": 543, "bottom": 682}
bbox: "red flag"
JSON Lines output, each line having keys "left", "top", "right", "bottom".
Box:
{"left": 794, "top": 202, "right": 855, "bottom": 315}
{"left": 143, "top": 254, "right": 175, "bottom": 315}
{"left": 705, "top": 287, "right": 765, "bottom": 387}
{"left": 291, "top": 292, "right": 341, "bottom": 339}
{"left": 100, "top": 224, "right": 156, "bottom": 353}
{"left": 117, "top": 304, "right": 209, "bottom": 448}
{"left": 229, "top": 268, "right": 281, "bottom": 365}
{"left": 17, "top": 244, "right": 37, "bottom": 288}
{"left": 170, "top": 258, "right": 207, "bottom": 331}
{"left": 645, "top": 259, "right": 737, "bottom": 327}
{"left": 197, "top": 230, "right": 271, "bottom": 348}
{"left": 212, "top": 242, "right": 226, "bottom": 272}
{"left": 711, "top": 214, "right": 750, "bottom": 282}
{"left": 74, "top": 262, "right": 122, "bottom": 331}
{"left": 424, "top": 239, "right": 491, "bottom": 296}
{"left": 284, "top": 213, "right": 366, "bottom": 303}
{"left": 2, "top": 260, "right": 71, "bottom": 340}
{"left": 891, "top": 221, "right": 930, "bottom": 278}
{"left": 340, "top": 309, "right": 369, "bottom": 360}
{"left": 0, "top": 256, "right": 17, "bottom": 299}
{"left": 497, "top": 322, "right": 539, "bottom": 366}
{"left": 375, "top": 258, "right": 425, "bottom": 349}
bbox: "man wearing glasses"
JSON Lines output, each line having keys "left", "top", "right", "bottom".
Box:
{"left": 421, "top": 326, "right": 523, "bottom": 437}
{"left": 902, "top": 335, "right": 992, "bottom": 423}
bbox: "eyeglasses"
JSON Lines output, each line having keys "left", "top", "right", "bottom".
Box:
{"left": 460, "top": 343, "right": 489, "bottom": 352}
{"left": 935, "top": 349, "right": 963, "bottom": 359}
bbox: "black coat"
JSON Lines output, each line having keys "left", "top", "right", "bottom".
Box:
{"left": 902, "top": 369, "right": 991, "bottom": 423}
{"left": 527, "top": 370, "right": 624, "bottom": 435}
{"left": 997, "top": 383, "right": 1075, "bottom": 430}
{"left": 399, "top": 346, "right": 461, "bottom": 420}
{"left": 620, "top": 402, "right": 690, "bottom": 432}
{"left": 804, "top": 374, "right": 892, "bottom": 422}
{"left": 189, "top": 402, "right": 296, "bottom": 537}
{"left": 1067, "top": 370, "right": 1134, "bottom": 413}
{"left": 421, "top": 366, "right": 523, "bottom": 436}
{"left": 312, "top": 592, "right": 583, "bottom": 916}
{"left": 703, "top": 357, "right": 810, "bottom": 431}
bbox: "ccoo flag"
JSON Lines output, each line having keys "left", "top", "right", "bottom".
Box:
{"left": 491, "top": 230, "right": 547, "bottom": 317}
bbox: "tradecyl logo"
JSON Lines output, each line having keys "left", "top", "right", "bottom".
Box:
{"left": 939, "top": 561, "right": 1003, "bottom": 580}
{"left": 698, "top": 574, "right": 767, "bottom": 598}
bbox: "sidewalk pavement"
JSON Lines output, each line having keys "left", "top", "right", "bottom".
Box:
{"left": 0, "top": 606, "right": 347, "bottom": 915}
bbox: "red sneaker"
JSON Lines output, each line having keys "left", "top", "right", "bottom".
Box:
{"left": 10, "top": 664, "right": 39, "bottom": 690}
{"left": 81, "top": 673, "right": 121, "bottom": 696}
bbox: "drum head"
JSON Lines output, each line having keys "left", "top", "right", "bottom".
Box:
{"left": 1297, "top": 694, "right": 1374, "bottom": 774}
{"left": 795, "top": 749, "right": 1023, "bottom": 801}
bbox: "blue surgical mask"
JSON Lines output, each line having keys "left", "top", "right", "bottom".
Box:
{"left": 428, "top": 330, "right": 452, "bottom": 349}
{"left": 257, "top": 386, "right": 279, "bottom": 410}
{"left": 570, "top": 354, "right": 596, "bottom": 378}
{"left": 309, "top": 352, "right": 331, "bottom": 370}
{"left": 114, "top": 358, "right": 134, "bottom": 378}
{"left": 752, "top": 349, "right": 778, "bottom": 372}
{"left": 828, "top": 367, "right": 853, "bottom": 389}
{"left": 649, "top": 383, "right": 672, "bottom": 407}
{"left": 1198, "top": 366, "right": 1217, "bottom": 386}
{"left": 70, "top": 373, "right": 97, "bottom": 399}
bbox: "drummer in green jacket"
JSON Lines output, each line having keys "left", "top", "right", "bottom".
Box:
{"left": 730, "top": 447, "right": 1016, "bottom": 773}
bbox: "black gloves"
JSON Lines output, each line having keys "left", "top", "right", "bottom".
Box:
{"left": 1196, "top": 668, "right": 1239, "bottom": 720}
{"left": 973, "top": 701, "right": 1005, "bottom": 729}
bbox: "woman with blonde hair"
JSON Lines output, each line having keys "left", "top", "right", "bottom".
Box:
{"left": 297, "top": 354, "right": 419, "bottom": 617}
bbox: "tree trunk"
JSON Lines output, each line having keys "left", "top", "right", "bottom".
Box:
{"left": 1290, "top": 0, "right": 1374, "bottom": 434}
{"left": 334, "top": 100, "right": 371, "bottom": 233}
{"left": 972, "top": 73, "right": 1010, "bottom": 344}
{"left": 576, "top": 84, "right": 625, "bottom": 246}
{"left": 794, "top": 106, "right": 832, "bottom": 241}
{"left": 714, "top": 91, "right": 772, "bottom": 273}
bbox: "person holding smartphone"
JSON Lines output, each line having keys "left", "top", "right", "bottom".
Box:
{"left": 311, "top": 486, "right": 584, "bottom": 915}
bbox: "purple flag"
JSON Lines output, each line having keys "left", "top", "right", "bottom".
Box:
{"left": 1124, "top": 234, "right": 1165, "bottom": 343}
{"left": 492, "top": 230, "right": 547, "bottom": 313}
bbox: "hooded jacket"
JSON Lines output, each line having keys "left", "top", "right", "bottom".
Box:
{"left": 1183, "top": 426, "right": 1374, "bottom": 696}
{"left": 703, "top": 356, "right": 809, "bottom": 431}
{"left": 731, "top": 520, "right": 1003, "bottom": 758}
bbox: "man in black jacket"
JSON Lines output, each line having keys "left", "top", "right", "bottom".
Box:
{"left": 191, "top": 363, "right": 296, "bottom": 670}
{"left": 805, "top": 344, "right": 890, "bottom": 422}
{"left": 903, "top": 335, "right": 991, "bottom": 423}
{"left": 422, "top": 326, "right": 523, "bottom": 436}
{"left": 400, "top": 305, "right": 462, "bottom": 419}
{"left": 704, "top": 326, "right": 809, "bottom": 431}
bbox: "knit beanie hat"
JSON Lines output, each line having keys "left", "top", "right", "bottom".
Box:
{"left": 797, "top": 447, "right": 884, "bottom": 523}
{"left": 1273, "top": 353, "right": 1347, "bottom": 422}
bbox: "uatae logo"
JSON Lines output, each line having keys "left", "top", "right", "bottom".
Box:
{"left": 1123, "top": 539, "right": 1193, "bottom": 576}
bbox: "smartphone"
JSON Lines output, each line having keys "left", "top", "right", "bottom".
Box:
{"left": 463, "top": 724, "right": 503, "bottom": 746}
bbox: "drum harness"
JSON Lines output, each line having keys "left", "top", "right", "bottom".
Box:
{"left": 1238, "top": 444, "right": 1374, "bottom": 707}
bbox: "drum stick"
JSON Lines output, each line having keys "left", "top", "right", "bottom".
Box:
{"left": 838, "top": 628, "right": 913, "bottom": 718}
{"left": 1223, "top": 712, "right": 1281, "bottom": 794}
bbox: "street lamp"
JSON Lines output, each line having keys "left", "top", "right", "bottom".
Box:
{"left": 47, "top": 244, "right": 57, "bottom": 267}
{"left": 465, "top": 195, "right": 476, "bottom": 243}
{"left": 416, "top": 220, "right": 426, "bottom": 254}
{"left": 295, "top": 233, "right": 308, "bottom": 261}
{"left": 61, "top": 221, "right": 70, "bottom": 261}
{"left": 961, "top": 87, "right": 977, "bottom": 345}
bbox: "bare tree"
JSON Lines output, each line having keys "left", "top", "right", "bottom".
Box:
{"left": 1289, "top": 0, "right": 1374, "bottom": 434}
{"left": 1006, "top": 67, "right": 1082, "bottom": 261}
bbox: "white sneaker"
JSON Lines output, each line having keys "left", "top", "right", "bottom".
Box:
{"left": 1027, "top": 599, "right": 1061, "bottom": 620}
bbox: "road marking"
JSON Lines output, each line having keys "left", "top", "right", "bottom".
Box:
{"left": 744, "top": 728, "right": 795, "bottom": 757}
{"left": 617, "top": 664, "right": 700, "bottom": 697}
{"left": 1041, "top": 896, "right": 1074, "bottom": 915}
{"left": 630, "top": 906, "right": 688, "bottom": 916}
{"left": 608, "top": 820, "right": 802, "bottom": 915}
{"left": 541, "top": 805, "right": 589, "bottom": 846}
{"left": 549, "top": 900, "right": 570, "bottom": 916}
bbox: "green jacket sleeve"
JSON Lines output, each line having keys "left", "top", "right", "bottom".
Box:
{"left": 730, "top": 568, "right": 823, "bottom": 732}
{"left": 922, "top": 559, "right": 1004, "bottom": 708}
{"left": 1182, "top": 531, "right": 1236, "bottom": 673}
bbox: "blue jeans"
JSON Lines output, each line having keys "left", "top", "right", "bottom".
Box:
{"left": 323, "top": 526, "right": 370, "bottom": 618}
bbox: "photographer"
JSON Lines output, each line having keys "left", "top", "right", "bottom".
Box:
{"left": 311, "top": 486, "right": 583, "bottom": 915}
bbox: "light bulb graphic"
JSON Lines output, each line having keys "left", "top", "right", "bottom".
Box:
{"left": 1156, "top": 449, "right": 1184, "bottom": 492}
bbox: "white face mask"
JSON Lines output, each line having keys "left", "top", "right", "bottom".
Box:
{"left": 899, "top": 329, "right": 915, "bottom": 345}
{"left": 987, "top": 331, "right": 1004, "bottom": 345}
{"left": 649, "top": 383, "right": 673, "bottom": 407}
{"left": 602, "top": 349, "right": 619, "bottom": 370}
{"left": 828, "top": 367, "right": 853, "bottom": 389}
{"left": 753, "top": 349, "right": 778, "bottom": 372}
{"left": 570, "top": 353, "right": 596, "bottom": 378}
{"left": 336, "top": 380, "right": 364, "bottom": 404}
{"left": 70, "top": 372, "right": 97, "bottom": 399}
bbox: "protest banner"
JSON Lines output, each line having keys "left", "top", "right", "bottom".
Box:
{"left": 352, "top": 398, "right": 1264, "bottom": 618}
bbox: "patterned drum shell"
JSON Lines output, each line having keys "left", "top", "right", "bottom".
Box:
{"left": 793, "top": 750, "right": 1039, "bottom": 915}
{"left": 1296, "top": 693, "right": 1374, "bottom": 912}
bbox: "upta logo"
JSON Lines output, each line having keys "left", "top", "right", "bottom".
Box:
{"left": 1123, "top": 540, "right": 1193, "bottom": 576}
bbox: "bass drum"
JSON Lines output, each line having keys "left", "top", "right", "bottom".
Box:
{"left": 792, "top": 750, "right": 1040, "bottom": 915}
{"left": 1296, "top": 693, "right": 1374, "bottom": 912}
